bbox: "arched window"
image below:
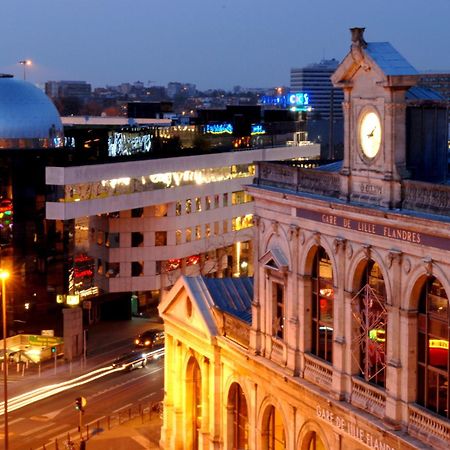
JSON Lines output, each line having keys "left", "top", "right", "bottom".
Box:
{"left": 352, "top": 260, "right": 387, "bottom": 387}
{"left": 228, "top": 383, "right": 248, "bottom": 450}
{"left": 307, "top": 431, "right": 326, "bottom": 450}
{"left": 417, "top": 277, "right": 449, "bottom": 418}
{"left": 262, "top": 405, "right": 285, "bottom": 450}
{"left": 311, "top": 247, "right": 334, "bottom": 362}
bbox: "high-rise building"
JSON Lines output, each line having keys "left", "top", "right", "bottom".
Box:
{"left": 45, "top": 80, "right": 92, "bottom": 102}
{"left": 291, "top": 59, "right": 343, "bottom": 119}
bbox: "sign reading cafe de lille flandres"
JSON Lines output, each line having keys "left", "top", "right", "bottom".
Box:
{"left": 296, "top": 207, "right": 450, "bottom": 252}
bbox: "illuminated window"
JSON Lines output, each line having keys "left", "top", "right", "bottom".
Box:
{"left": 176, "top": 230, "right": 182, "bottom": 244}
{"left": 262, "top": 405, "right": 285, "bottom": 450}
{"left": 311, "top": 247, "right": 334, "bottom": 363}
{"left": 175, "top": 201, "right": 182, "bottom": 216}
{"left": 231, "top": 190, "right": 252, "bottom": 205}
{"left": 307, "top": 432, "right": 326, "bottom": 450}
{"left": 195, "top": 197, "right": 202, "bottom": 212}
{"left": 195, "top": 225, "right": 201, "bottom": 240}
{"left": 97, "top": 230, "right": 104, "bottom": 246}
{"left": 417, "top": 277, "right": 449, "bottom": 418}
{"left": 205, "top": 224, "right": 211, "bottom": 238}
{"left": 186, "top": 228, "right": 192, "bottom": 243}
{"left": 214, "top": 195, "right": 220, "bottom": 209}
{"left": 228, "top": 383, "right": 248, "bottom": 450}
{"left": 205, "top": 196, "right": 211, "bottom": 210}
{"left": 155, "top": 231, "right": 167, "bottom": 247}
{"left": 186, "top": 199, "right": 192, "bottom": 214}
{"left": 353, "top": 260, "right": 387, "bottom": 388}
{"left": 273, "top": 283, "right": 285, "bottom": 339}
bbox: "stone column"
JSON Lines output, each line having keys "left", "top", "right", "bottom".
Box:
{"left": 339, "top": 98, "right": 351, "bottom": 201}
{"left": 331, "top": 237, "right": 347, "bottom": 400}
{"left": 286, "top": 225, "right": 300, "bottom": 375}
{"left": 200, "top": 356, "right": 211, "bottom": 449}
{"left": 250, "top": 215, "right": 262, "bottom": 355}
{"left": 384, "top": 251, "right": 403, "bottom": 426}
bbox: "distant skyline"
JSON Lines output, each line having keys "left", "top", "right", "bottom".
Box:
{"left": 2, "top": 0, "right": 450, "bottom": 90}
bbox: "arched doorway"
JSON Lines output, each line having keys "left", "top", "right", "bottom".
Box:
{"left": 306, "top": 431, "right": 326, "bottom": 450}
{"left": 262, "top": 405, "right": 286, "bottom": 450}
{"left": 352, "top": 260, "right": 387, "bottom": 387}
{"left": 228, "top": 382, "right": 248, "bottom": 449}
{"left": 417, "top": 276, "right": 449, "bottom": 418}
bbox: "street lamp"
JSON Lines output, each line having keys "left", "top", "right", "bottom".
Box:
{"left": 1, "top": 269, "right": 10, "bottom": 450}
{"left": 18, "top": 60, "right": 32, "bottom": 81}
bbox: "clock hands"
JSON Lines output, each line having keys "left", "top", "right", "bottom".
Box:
{"left": 366, "top": 126, "right": 377, "bottom": 138}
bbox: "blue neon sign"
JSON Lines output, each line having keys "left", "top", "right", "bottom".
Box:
{"left": 205, "top": 123, "right": 233, "bottom": 134}
{"left": 260, "top": 92, "right": 310, "bottom": 111}
{"left": 251, "top": 124, "right": 266, "bottom": 135}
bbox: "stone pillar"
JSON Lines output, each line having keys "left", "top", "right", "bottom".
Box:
{"left": 384, "top": 251, "right": 403, "bottom": 426}
{"left": 172, "top": 341, "right": 185, "bottom": 449}
{"left": 331, "top": 238, "right": 347, "bottom": 400}
{"left": 339, "top": 98, "right": 351, "bottom": 201}
{"left": 200, "top": 356, "right": 210, "bottom": 449}
{"left": 286, "top": 225, "right": 300, "bottom": 376}
{"left": 249, "top": 216, "right": 262, "bottom": 355}
{"left": 298, "top": 273, "right": 311, "bottom": 377}
{"left": 160, "top": 334, "right": 174, "bottom": 449}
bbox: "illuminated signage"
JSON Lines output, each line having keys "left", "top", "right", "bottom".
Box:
{"left": 429, "top": 339, "right": 448, "bottom": 349}
{"left": 108, "top": 131, "right": 152, "bottom": 157}
{"left": 204, "top": 123, "right": 233, "bottom": 134}
{"left": 260, "top": 92, "right": 311, "bottom": 111}
{"left": 251, "top": 124, "right": 266, "bottom": 135}
{"left": 66, "top": 295, "right": 80, "bottom": 306}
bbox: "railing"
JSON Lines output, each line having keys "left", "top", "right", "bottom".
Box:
{"left": 402, "top": 179, "right": 450, "bottom": 217}
{"left": 303, "top": 354, "right": 332, "bottom": 389}
{"left": 408, "top": 404, "right": 450, "bottom": 448}
{"left": 350, "top": 377, "right": 386, "bottom": 419}
{"left": 255, "top": 162, "right": 341, "bottom": 198}
{"left": 34, "top": 400, "right": 163, "bottom": 450}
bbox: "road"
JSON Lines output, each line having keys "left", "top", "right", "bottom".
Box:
{"left": 2, "top": 356, "right": 164, "bottom": 450}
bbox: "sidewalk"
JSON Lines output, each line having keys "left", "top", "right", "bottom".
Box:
{"left": 6, "top": 317, "right": 164, "bottom": 449}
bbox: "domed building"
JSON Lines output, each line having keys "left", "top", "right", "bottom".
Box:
{"left": 0, "top": 74, "right": 63, "bottom": 149}
{"left": 0, "top": 75, "right": 67, "bottom": 334}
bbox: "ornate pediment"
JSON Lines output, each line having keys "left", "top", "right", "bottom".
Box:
{"left": 259, "top": 247, "right": 289, "bottom": 273}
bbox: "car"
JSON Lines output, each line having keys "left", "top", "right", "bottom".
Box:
{"left": 134, "top": 330, "right": 165, "bottom": 349}
{"left": 112, "top": 350, "right": 148, "bottom": 371}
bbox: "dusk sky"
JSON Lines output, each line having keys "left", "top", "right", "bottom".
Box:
{"left": 2, "top": 0, "right": 450, "bottom": 90}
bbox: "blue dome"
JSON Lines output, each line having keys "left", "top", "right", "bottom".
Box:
{"left": 0, "top": 75, "right": 63, "bottom": 148}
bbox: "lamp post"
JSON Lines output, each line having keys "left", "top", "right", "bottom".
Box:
{"left": 18, "top": 60, "right": 31, "bottom": 81}
{"left": 1, "top": 269, "right": 10, "bottom": 450}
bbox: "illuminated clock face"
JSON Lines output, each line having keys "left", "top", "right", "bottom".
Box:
{"left": 359, "top": 111, "right": 381, "bottom": 159}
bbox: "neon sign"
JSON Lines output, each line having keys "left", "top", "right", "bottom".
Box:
{"left": 260, "top": 92, "right": 311, "bottom": 111}
{"left": 251, "top": 124, "right": 266, "bottom": 135}
{"left": 204, "top": 123, "right": 233, "bottom": 134}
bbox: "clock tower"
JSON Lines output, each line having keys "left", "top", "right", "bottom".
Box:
{"left": 331, "top": 28, "right": 418, "bottom": 208}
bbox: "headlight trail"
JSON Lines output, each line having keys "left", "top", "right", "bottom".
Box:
{"left": 0, "top": 365, "right": 123, "bottom": 415}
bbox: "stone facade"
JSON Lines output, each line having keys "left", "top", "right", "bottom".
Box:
{"left": 158, "top": 29, "right": 450, "bottom": 450}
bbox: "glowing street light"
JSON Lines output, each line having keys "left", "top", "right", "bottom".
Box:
{"left": 18, "top": 60, "right": 32, "bottom": 81}
{"left": 0, "top": 268, "right": 10, "bottom": 450}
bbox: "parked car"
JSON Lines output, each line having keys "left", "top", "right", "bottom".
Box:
{"left": 134, "top": 330, "right": 164, "bottom": 349}
{"left": 112, "top": 351, "right": 147, "bottom": 371}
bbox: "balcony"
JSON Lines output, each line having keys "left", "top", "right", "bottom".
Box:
{"left": 350, "top": 377, "right": 386, "bottom": 419}
{"left": 303, "top": 353, "right": 332, "bottom": 390}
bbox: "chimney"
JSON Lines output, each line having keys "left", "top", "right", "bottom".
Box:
{"left": 350, "top": 27, "right": 367, "bottom": 48}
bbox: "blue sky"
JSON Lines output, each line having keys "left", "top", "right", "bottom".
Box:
{"left": 2, "top": 0, "right": 450, "bottom": 89}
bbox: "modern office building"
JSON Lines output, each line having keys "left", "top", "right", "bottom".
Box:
{"left": 290, "top": 58, "right": 344, "bottom": 120}
{"left": 159, "top": 28, "right": 450, "bottom": 450}
{"left": 0, "top": 75, "right": 320, "bottom": 330}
